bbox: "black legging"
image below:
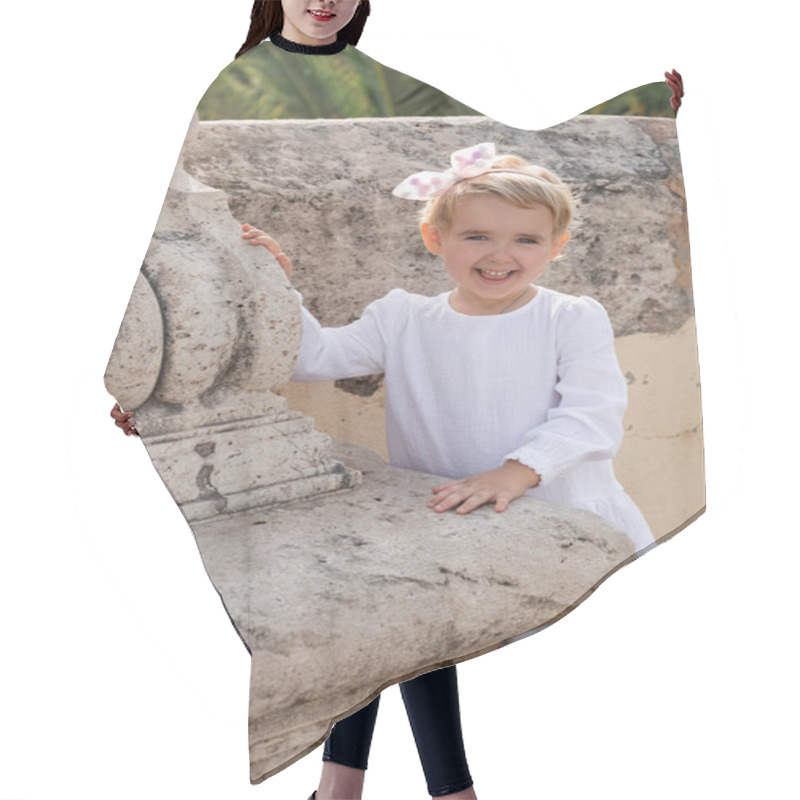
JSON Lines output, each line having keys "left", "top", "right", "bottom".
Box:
{"left": 323, "top": 665, "right": 473, "bottom": 797}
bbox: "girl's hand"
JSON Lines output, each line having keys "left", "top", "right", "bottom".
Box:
{"left": 241, "top": 224, "right": 293, "bottom": 279}
{"left": 428, "top": 460, "right": 541, "bottom": 515}
{"left": 665, "top": 69, "right": 684, "bottom": 114}
{"left": 111, "top": 403, "right": 139, "bottom": 437}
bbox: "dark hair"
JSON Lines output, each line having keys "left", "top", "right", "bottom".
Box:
{"left": 236, "top": 1, "right": 371, "bottom": 58}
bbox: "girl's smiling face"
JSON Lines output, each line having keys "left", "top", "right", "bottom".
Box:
{"left": 421, "top": 194, "right": 569, "bottom": 316}
{"left": 280, "top": 0, "right": 361, "bottom": 46}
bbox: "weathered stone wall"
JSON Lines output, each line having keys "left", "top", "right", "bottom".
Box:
{"left": 186, "top": 115, "right": 691, "bottom": 336}
{"left": 185, "top": 116, "right": 703, "bottom": 541}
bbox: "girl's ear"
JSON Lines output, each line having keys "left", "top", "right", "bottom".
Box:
{"left": 420, "top": 222, "right": 443, "bottom": 256}
{"left": 551, "top": 231, "right": 570, "bottom": 260}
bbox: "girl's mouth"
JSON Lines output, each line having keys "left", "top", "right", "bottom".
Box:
{"left": 308, "top": 9, "right": 335, "bottom": 21}
{"left": 476, "top": 268, "right": 515, "bottom": 283}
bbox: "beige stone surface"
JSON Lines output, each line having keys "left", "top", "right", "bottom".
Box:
{"left": 191, "top": 442, "right": 636, "bottom": 784}
{"left": 104, "top": 270, "right": 162, "bottom": 410}
{"left": 279, "top": 380, "right": 389, "bottom": 458}
{"left": 615, "top": 317, "right": 705, "bottom": 539}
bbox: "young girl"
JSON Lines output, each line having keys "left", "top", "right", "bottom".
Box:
{"left": 242, "top": 142, "right": 654, "bottom": 799}
{"left": 236, "top": 0, "right": 370, "bottom": 57}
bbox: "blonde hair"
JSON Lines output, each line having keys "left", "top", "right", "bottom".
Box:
{"left": 421, "top": 155, "right": 575, "bottom": 240}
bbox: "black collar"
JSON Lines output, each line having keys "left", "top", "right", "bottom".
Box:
{"left": 270, "top": 32, "right": 348, "bottom": 55}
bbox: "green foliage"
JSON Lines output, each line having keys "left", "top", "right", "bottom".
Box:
{"left": 582, "top": 81, "right": 674, "bottom": 118}
{"left": 198, "top": 43, "right": 480, "bottom": 121}
{"left": 197, "top": 42, "right": 673, "bottom": 122}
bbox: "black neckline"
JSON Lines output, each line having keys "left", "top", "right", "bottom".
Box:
{"left": 270, "top": 32, "right": 348, "bottom": 55}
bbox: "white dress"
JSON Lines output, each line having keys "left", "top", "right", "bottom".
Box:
{"left": 294, "top": 285, "right": 654, "bottom": 552}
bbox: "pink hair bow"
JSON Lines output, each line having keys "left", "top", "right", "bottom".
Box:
{"left": 392, "top": 142, "right": 497, "bottom": 200}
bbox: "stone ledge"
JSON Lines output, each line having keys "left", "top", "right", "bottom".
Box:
{"left": 191, "top": 442, "right": 635, "bottom": 783}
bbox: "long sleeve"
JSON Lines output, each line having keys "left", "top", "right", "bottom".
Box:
{"left": 291, "top": 290, "right": 402, "bottom": 381}
{"left": 504, "top": 297, "right": 627, "bottom": 485}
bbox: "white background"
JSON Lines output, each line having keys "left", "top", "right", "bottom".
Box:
{"left": 1, "top": 1, "right": 796, "bottom": 798}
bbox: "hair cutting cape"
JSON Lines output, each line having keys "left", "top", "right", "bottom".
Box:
{"left": 106, "top": 37, "right": 702, "bottom": 784}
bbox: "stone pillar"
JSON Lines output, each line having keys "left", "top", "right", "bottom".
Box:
{"left": 105, "top": 113, "right": 360, "bottom": 521}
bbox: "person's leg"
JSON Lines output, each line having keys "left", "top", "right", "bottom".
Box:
{"left": 400, "top": 666, "right": 476, "bottom": 799}
{"left": 315, "top": 695, "right": 381, "bottom": 800}
{"left": 313, "top": 763, "right": 365, "bottom": 800}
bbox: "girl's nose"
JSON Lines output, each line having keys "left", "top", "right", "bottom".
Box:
{"left": 488, "top": 245, "right": 513, "bottom": 264}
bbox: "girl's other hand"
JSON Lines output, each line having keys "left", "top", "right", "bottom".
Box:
{"left": 428, "top": 460, "right": 540, "bottom": 515}
{"left": 241, "top": 223, "right": 293, "bottom": 279}
{"left": 110, "top": 403, "right": 139, "bottom": 437}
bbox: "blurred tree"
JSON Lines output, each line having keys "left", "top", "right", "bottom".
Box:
{"left": 583, "top": 81, "right": 674, "bottom": 117}
{"left": 198, "top": 43, "right": 673, "bottom": 121}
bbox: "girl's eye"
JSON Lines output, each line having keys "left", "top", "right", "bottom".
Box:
{"left": 518, "top": 238, "right": 539, "bottom": 244}
{"left": 466, "top": 235, "right": 487, "bottom": 241}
